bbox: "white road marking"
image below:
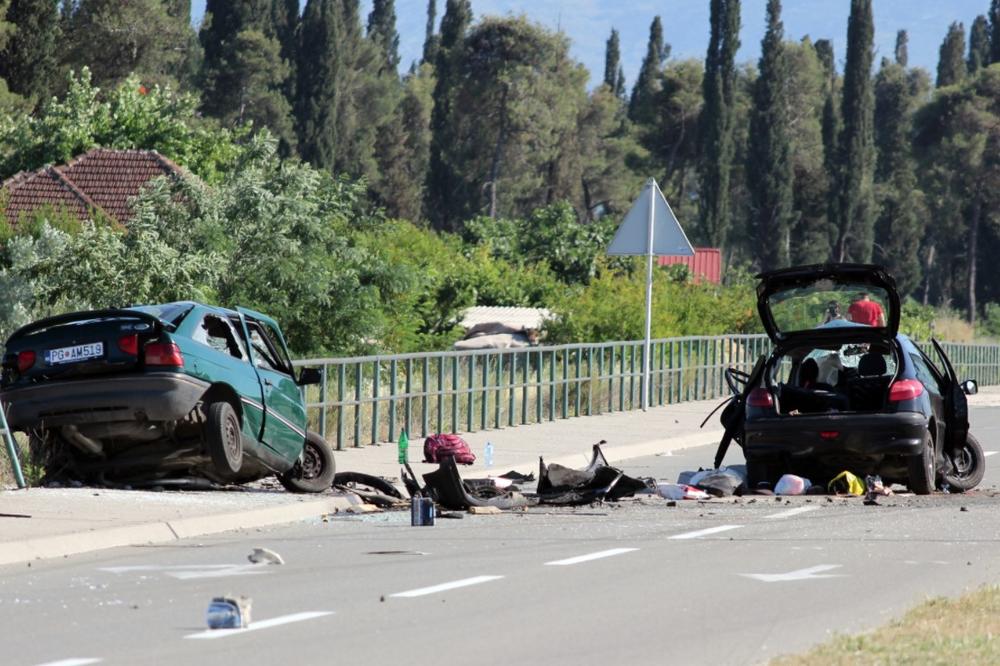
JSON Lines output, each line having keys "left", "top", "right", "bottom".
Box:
{"left": 984, "top": 451, "right": 997, "bottom": 457}
{"left": 764, "top": 506, "right": 820, "bottom": 520}
{"left": 185, "top": 611, "right": 333, "bottom": 640}
{"left": 390, "top": 575, "right": 504, "bottom": 598}
{"left": 668, "top": 525, "right": 742, "bottom": 540}
{"left": 100, "top": 564, "right": 270, "bottom": 580}
{"left": 741, "top": 564, "right": 845, "bottom": 583}
{"left": 545, "top": 548, "right": 638, "bottom": 566}
{"left": 34, "top": 660, "right": 101, "bottom": 666}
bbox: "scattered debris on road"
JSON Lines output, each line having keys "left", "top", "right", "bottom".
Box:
{"left": 247, "top": 547, "right": 284, "bottom": 565}
{"left": 206, "top": 596, "right": 252, "bottom": 629}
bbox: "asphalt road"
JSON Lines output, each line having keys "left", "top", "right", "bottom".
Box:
{"left": 3, "top": 407, "right": 1000, "bottom": 666}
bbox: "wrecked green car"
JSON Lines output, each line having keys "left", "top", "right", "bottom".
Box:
{"left": 1, "top": 302, "right": 334, "bottom": 491}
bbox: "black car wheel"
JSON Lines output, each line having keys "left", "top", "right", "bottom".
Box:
{"left": 279, "top": 431, "right": 336, "bottom": 493}
{"left": 907, "top": 433, "right": 935, "bottom": 495}
{"left": 941, "top": 433, "right": 985, "bottom": 492}
{"left": 206, "top": 401, "right": 243, "bottom": 476}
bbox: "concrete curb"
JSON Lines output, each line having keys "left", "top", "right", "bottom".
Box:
{"left": 0, "top": 494, "right": 360, "bottom": 567}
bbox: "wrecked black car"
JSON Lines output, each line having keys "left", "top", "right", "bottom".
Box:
{"left": 715, "top": 264, "right": 983, "bottom": 495}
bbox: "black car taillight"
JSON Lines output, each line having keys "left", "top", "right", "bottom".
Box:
{"left": 145, "top": 342, "right": 183, "bottom": 367}
{"left": 16, "top": 350, "right": 35, "bottom": 373}
{"left": 118, "top": 334, "right": 139, "bottom": 356}
{"left": 748, "top": 387, "right": 774, "bottom": 408}
{"left": 889, "top": 378, "right": 923, "bottom": 402}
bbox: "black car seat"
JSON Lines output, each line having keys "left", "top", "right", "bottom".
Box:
{"left": 850, "top": 351, "right": 889, "bottom": 411}
{"left": 780, "top": 358, "right": 848, "bottom": 414}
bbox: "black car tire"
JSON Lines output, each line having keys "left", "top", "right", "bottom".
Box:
{"left": 746, "top": 458, "right": 777, "bottom": 489}
{"left": 279, "top": 431, "right": 336, "bottom": 493}
{"left": 941, "top": 433, "right": 985, "bottom": 492}
{"left": 333, "top": 472, "right": 405, "bottom": 499}
{"left": 206, "top": 401, "right": 243, "bottom": 476}
{"left": 907, "top": 433, "right": 935, "bottom": 495}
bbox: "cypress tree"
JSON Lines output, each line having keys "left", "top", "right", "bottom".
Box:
{"left": 0, "top": 0, "right": 61, "bottom": 102}
{"left": 895, "top": 29, "right": 908, "bottom": 67}
{"left": 936, "top": 22, "right": 966, "bottom": 87}
{"left": 698, "top": 0, "right": 741, "bottom": 249}
{"left": 422, "top": 0, "right": 438, "bottom": 64}
{"left": 747, "top": 0, "right": 793, "bottom": 270}
{"left": 873, "top": 58, "right": 923, "bottom": 295}
{"left": 816, "top": 38, "right": 841, "bottom": 243}
{"left": 425, "top": 0, "right": 472, "bottom": 230}
{"left": 628, "top": 16, "right": 668, "bottom": 124}
{"left": 367, "top": 0, "right": 400, "bottom": 74}
{"left": 968, "top": 15, "right": 990, "bottom": 73}
{"left": 604, "top": 28, "right": 625, "bottom": 99}
{"left": 991, "top": 0, "right": 1000, "bottom": 64}
{"left": 296, "top": 0, "right": 339, "bottom": 169}
{"left": 833, "top": 0, "right": 876, "bottom": 262}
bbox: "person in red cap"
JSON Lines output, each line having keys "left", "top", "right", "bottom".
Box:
{"left": 847, "top": 292, "right": 886, "bottom": 327}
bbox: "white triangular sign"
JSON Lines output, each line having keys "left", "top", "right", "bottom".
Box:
{"left": 607, "top": 179, "right": 695, "bottom": 256}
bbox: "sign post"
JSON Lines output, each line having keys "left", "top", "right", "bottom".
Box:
{"left": 607, "top": 179, "right": 694, "bottom": 411}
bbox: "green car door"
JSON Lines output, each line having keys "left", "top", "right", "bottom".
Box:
{"left": 237, "top": 308, "right": 307, "bottom": 462}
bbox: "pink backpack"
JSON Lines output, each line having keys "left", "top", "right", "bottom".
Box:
{"left": 423, "top": 433, "right": 476, "bottom": 465}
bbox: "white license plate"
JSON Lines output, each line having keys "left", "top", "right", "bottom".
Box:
{"left": 47, "top": 342, "right": 105, "bottom": 365}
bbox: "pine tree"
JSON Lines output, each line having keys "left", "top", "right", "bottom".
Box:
{"left": 968, "top": 15, "right": 990, "bottom": 73}
{"left": 65, "top": 0, "right": 196, "bottom": 89}
{"left": 425, "top": 0, "right": 472, "bottom": 230}
{"left": 628, "top": 16, "right": 668, "bottom": 124}
{"left": 422, "top": 0, "right": 438, "bottom": 64}
{"left": 698, "top": 0, "right": 741, "bottom": 249}
{"left": 367, "top": 0, "right": 400, "bottom": 74}
{"left": 895, "top": 29, "right": 908, "bottom": 67}
{"left": 747, "top": 0, "right": 793, "bottom": 270}
{"left": 296, "top": 0, "right": 339, "bottom": 168}
{"left": 0, "top": 0, "right": 61, "bottom": 103}
{"left": 936, "top": 22, "right": 966, "bottom": 87}
{"left": 270, "top": 0, "right": 299, "bottom": 109}
{"left": 199, "top": 0, "right": 293, "bottom": 145}
{"left": 603, "top": 28, "right": 625, "bottom": 99}
{"left": 833, "top": 0, "right": 876, "bottom": 262}
{"left": 991, "top": 0, "right": 1000, "bottom": 64}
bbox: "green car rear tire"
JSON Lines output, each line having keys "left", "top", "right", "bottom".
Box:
{"left": 206, "top": 401, "right": 243, "bottom": 476}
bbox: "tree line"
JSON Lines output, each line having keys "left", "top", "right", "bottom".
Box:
{"left": 0, "top": 0, "right": 999, "bottom": 328}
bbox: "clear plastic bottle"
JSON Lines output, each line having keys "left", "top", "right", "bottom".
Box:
{"left": 484, "top": 441, "right": 494, "bottom": 468}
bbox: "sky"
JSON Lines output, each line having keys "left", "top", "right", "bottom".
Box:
{"left": 191, "top": 1, "right": 991, "bottom": 88}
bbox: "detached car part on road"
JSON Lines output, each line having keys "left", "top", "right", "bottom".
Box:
{"left": 1, "top": 302, "right": 334, "bottom": 491}
{"left": 714, "top": 264, "right": 983, "bottom": 495}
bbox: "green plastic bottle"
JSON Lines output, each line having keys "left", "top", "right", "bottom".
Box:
{"left": 397, "top": 430, "right": 409, "bottom": 464}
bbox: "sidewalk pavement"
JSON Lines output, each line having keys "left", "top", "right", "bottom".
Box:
{"left": 4, "top": 386, "right": 997, "bottom": 567}
{"left": 0, "top": 396, "right": 727, "bottom": 566}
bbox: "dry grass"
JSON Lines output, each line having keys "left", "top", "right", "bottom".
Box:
{"left": 933, "top": 315, "right": 976, "bottom": 342}
{"left": 772, "top": 585, "right": 1000, "bottom": 665}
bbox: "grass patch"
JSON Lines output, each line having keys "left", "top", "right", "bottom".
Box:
{"left": 772, "top": 585, "right": 1000, "bottom": 665}
{"left": 0, "top": 432, "right": 41, "bottom": 488}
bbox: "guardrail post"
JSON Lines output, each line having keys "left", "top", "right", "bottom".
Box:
{"left": 354, "top": 364, "right": 362, "bottom": 447}
{"left": 452, "top": 356, "right": 459, "bottom": 432}
{"left": 388, "top": 359, "right": 397, "bottom": 443}
{"left": 549, "top": 349, "right": 556, "bottom": 422}
{"left": 467, "top": 355, "right": 475, "bottom": 433}
{"left": 372, "top": 360, "right": 381, "bottom": 445}
{"left": 481, "top": 353, "right": 489, "bottom": 431}
{"left": 336, "top": 365, "right": 345, "bottom": 450}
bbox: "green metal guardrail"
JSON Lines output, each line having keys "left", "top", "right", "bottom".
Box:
{"left": 292, "top": 335, "right": 1000, "bottom": 450}
{"left": 293, "top": 334, "right": 767, "bottom": 450}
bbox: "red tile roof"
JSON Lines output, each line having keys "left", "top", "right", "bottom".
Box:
{"left": 2, "top": 148, "right": 185, "bottom": 226}
{"left": 658, "top": 248, "right": 723, "bottom": 284}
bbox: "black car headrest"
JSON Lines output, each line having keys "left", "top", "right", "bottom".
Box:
{"left": 858, "top": 352, "right": 886, "bottom": 377}
{"left": 799, "top": 358, "right": 819, "bottom": 387}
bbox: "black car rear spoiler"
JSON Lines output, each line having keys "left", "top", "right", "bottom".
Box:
{"left": 6, "top": 308, "right": 169, "bottom": 343}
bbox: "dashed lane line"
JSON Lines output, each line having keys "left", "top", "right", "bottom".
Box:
{"left": 390, "top": 575, "right": 504, "bottom": 598}
{"left": 984, "top": 451, "right": 997, "bottom": 457}
{"left": 668, "top": 525, "right": 743, "bottom": 540}
{"left": 34, "top": 660, "right": 102, "bottom": 666}
{"left": 185, "top": 611, "right": 333, "bottom": 640}
{"left": 545, "top": 548, "right": 638, "bottom": 566}
{"left": 764, "top": 506, "right": 820, "bottom": 520}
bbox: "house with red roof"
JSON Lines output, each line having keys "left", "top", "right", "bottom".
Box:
{"left": 1, "top": 148, "right": 186, "bottom": 227}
